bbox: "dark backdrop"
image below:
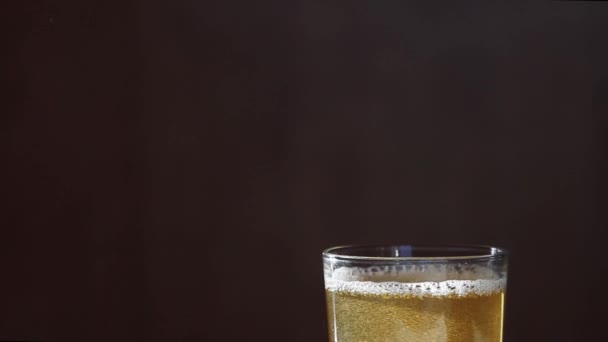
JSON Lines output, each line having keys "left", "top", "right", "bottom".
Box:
{"left": 4, "top": 1, "right": 608, "bottom": 341}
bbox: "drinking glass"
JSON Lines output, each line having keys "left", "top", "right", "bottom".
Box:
{"left": 323, "top": 244, "right": 508, "bottom": 342}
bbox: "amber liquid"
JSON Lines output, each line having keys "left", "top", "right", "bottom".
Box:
{"left": 326, "top": 288, "right": 504, "bottom": 342}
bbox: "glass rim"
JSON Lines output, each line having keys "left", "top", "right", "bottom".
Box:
{"left": 322, "top": 244, "right": 508, "bottom": 262}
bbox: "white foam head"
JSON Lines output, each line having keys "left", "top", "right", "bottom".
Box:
{"left": 325, "top": 265, "right": 506, "bottom": 297}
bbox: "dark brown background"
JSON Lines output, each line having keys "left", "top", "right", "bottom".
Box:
{"left": 3, "top": 1, "right": 608, "bottom": 341}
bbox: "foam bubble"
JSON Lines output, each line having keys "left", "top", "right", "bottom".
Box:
{"left": 325, "top": 266, "right": 506, "bottom": 297}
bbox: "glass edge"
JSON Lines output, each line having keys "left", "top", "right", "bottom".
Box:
{"left": 322, "top": 244, "right": 509, "bottom": 262}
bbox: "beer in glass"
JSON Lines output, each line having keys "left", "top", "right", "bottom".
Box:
{"left": 323, "top": 245, "right": 507, "bottom": 342}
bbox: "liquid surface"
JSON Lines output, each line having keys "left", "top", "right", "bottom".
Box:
{"left": 325, "top": 268, "right": 505, "bottom": 342}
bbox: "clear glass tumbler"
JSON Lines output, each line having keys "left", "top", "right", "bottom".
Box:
{"left": 323, "top": 245, "right": 508, "bottom": 342}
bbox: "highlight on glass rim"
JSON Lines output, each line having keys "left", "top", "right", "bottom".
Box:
{"left": 323, "top": 244, "right": 508, "bottom": 342}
